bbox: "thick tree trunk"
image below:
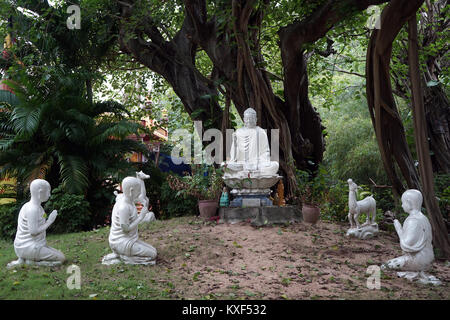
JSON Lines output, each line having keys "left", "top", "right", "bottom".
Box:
{"left": 118, "top": 0, "right": 389, "bottom": 198}
{"left": 390, "top": 0, "right": 450, "bottom": 174}
{"left": 408, "top": 15, "right": 450, "bottom": 259}
{"left": 117, "top": 0, "right": 222, "bottom": 127}
{"left": 424, "top": 85, "right": 450, "bottom": 173}
{"left": 365, "top": 0, "right": 424, "bottom": 198}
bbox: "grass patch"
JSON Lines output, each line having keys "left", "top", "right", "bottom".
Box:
{"left": 0, "top": 216, "right": 196, "bottom": 300}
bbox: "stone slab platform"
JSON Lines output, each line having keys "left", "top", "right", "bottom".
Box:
{"left": 218, "top": 206, "right": 302, "bottom": 227}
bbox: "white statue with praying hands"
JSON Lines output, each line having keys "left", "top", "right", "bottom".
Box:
{"left": 222, "top": 107, "right": 281, "bottom": 207}
{"left": 381, "top": 189, "right": 441, "bottom": 285}
{"left": 7, "top": 179, "right": 65, "bottom": 269}
{"left": 102, "top": 176, "right": 157, "bottom": 265}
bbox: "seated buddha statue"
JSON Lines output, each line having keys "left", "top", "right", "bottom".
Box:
{"left": 223, "top": 107, "right": 279, "bottom": 178}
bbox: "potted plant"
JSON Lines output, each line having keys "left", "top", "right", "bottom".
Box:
{"left": 299, "top": 184, "right": 321, "bottom": 224}
{"left": 295, "top": 169, "right": 325, "bottom": 224}
{"left": 167, "top": 165, "right": 223, "bottom": 219}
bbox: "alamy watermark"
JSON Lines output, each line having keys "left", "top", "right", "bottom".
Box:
{"left": 66, "top": 5, "right": 81, "bottom": 30}
{"left": 366, "top": 5, "right": 381, "bottom": 30}
{"left": 169, "top": 121, "right": 280, "bottom": 165}
{"left": 66, "top": 264, "right": 81, "bottom": 290}
{"left": 366, "top": 265, "right": 381, "bottom": 290}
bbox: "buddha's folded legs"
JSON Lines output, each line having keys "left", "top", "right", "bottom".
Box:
{"left": 261, "top": 162, "right": 279, "bottom": 175}
{"left": 130, "top": 240, "right": 157, "bottom": 259}
{"left": 15, "top": 245, "right": 65, "bottom": 263}
{"left": 35, "top": 246, "right": 66, "bottom": 263}
{"left": 7, "top": 246, "right": 65, "bottom": 268}
{"left": 383, "top": 253, "right": 432, "bottom": 272}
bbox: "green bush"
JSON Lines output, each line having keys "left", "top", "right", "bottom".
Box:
{"left": 0, "top": 202, "right": 22, "bottom": 240}
{"left": 44, "top": 186, "right": 91, "bottom": 234}
{"left": 435, "top": 173, "right": 450, "bottom": 220}
{"left": 322, "top": 180, "right": 349, "bottom": 222}
{"left": 160, "top": 179, "right": 198, "bottom": 218}
{"left": 86, "top": 178, "right": 117, "bottom": 228}
{"left": 137, "top": 161, "right": 198, "bottom": 219}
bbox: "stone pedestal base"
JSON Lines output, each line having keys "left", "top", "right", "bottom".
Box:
{"left": 101, "top": 252, "right": 156, "bottom": 266}
{"left": 219, "top": 206, "right": 302, "bottom": 227}
{"left": 230, "top": 195, "right": 273, "bottom": 207}
{"left": 6, "top": 258, "right": 63, "bottom": 269}
{"left": 396, "top": 271, "right": 441, "bottom": 286}
{"left": 346, "top": 223, "right": 379, "bottom": 239}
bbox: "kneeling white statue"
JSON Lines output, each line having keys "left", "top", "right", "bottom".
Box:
{"left": 381, "top": 189, "right": 441, "bottom": 285}
{"left": 7, "top": 179, "right": 65, "bottom": 268}
{"left": 102, "top": 176, "right": 157, "bottom": 265}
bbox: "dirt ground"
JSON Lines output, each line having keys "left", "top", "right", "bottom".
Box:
{"left": 141, "top": 217, "right": 450, "bottom": 300}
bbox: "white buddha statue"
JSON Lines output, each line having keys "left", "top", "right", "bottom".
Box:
{"left": 382, "top": 189, "right": 441, "bottom": 285}
{"left": 7, "top": 179, "right": 65, "bottom": 268}
{"left": 102, "top": 176, "right": 157, "bottom": 265}
{"left": 224, "top": 107, "right": 279, "bottom": 178}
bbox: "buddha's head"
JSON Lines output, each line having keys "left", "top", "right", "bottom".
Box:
{"left": 30, "top": 179, "right": 51, "bottom": 203}
{"left": 122, "top": 177, "right": 141, "bottom": 201}
{"left": 401, "top": 189, "right": 423, "bottom": 213}
{"left": 244, "top": 108, "right": 257, "bottom": 128}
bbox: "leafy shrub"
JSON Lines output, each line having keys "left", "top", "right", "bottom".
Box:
{"left": 0, "top": 202, "right": 22, "bottom": 240}
{"left": 137, "top": 160, "right": 198, "bottom": 219}
{"left": 86, "top": 178, "right": 117, "bottom": 228}
{"left": 293, "top": 165, "right": 391, "bottom": 223}
{"left": 435, "top": 173, "right": 450, "bottom": 220}
{"left": 322, "top": 180, "right": 349, "bottom": 222}
{"left": 167, "top": 165, "right": 223, "bottom": 201}
{"left": 160, "top": 179, "right": 198, "bottom": 218}
{"left": 44, "top": 186, "right": 91, "bottom": 234}
{"left": 322, "top": 100, "right": 389, "bottom": 187}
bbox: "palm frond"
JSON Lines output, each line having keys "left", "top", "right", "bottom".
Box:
{"left": 89, "top": 120, "right": 143, "bottom": 145}
{"left": 10, "top": 104, "right": 42, "bottom": 139}
{"left": 57, "top": 153, "right": 90, "bottom": 194}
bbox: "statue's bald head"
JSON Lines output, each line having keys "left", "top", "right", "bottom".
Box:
{"left": 244, "top": 108, "right": 257, "bottom": 128}
{"left": 401, "top": 189, "right": 423, "bottom": 212}
{"left": 30, "top": 179, "right": 51, "bottom": 202}
{"left": 122, "top": 176, "right": 141, "bottom": 200}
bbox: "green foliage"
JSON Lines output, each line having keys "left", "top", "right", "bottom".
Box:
{"left": 43, "top": 186, "right": 91, "bottom": 234}
{"left": 321, "top": 179, "right": 349, "bottom": 222}
{"left": 294, "top": 165, "right": 395, "bottom": 223}
{"left": 295, "top": 167, "right": 328, "bottom": 206}
{"left": 295, "top": 166, "right": 349, "bottom": 222}
{"left": 322, "top": 92, "right": 388, "bottom": 186}
{"left": 85, "top": 178, "right": 117, "bottom": 228}
{"left": 0, "top": 202, "right": 21, "bottom": 240}
{"left": 435, "top": 173, "right": 450, "bottom": 220}
{"left": 159, "top": 180, "right": 198, "bottom": 219}
{"left": 168, "top": 165, "right": 223, "bottom": 201}
{"left": 135, "top": 161, "right": 199, "bottom": 220}
{"left": 0, "top": 69, "right": 148, "bottom": 195}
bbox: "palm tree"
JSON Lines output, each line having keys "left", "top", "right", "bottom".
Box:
{"left": 0, "top": 71, "right": 148, "bottom": 196}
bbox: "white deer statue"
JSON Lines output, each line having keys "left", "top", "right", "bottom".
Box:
{"left": 114, "top": 171, "right": 155, "bottom": 222}
{"left": 347, "top": 178, "right": 376, "bottom": 229}
{"left": 135, "top": 171, "right": 156, "bottom": 222}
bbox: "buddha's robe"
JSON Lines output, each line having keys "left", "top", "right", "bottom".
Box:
{"left": 228, "top": 126, "right": 278, "bottom": 175}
